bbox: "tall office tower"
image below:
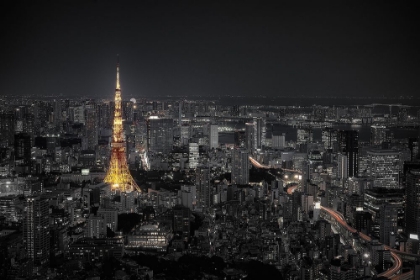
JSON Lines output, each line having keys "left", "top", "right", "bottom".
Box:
{"left": 338, "top": 130, "right": 358, "bottom": 177}
{"left": 296, "top": 128, "right": 313, "bottom": 145}
{"left": 0, "top": 112, "right": 15, "bottom": 148}
{"left": 367, "top": 149, "right": 400, "bottom": 189}
{"left": 209, "top": 124, "right": 218, "bottom": 149}
{"left": 122, "top": 101, "right": 134, "bottom": 122}
{"left": 272, "top": 133, "right": 286, "bottom": 149}
{"left": 405, "top": 169, "right": 420, "bottom": 236}
{"left": 173, "top": 205, "right": 191, "bottom": 241}
{"left": 85, "top": 102, "right": 98, "bottom": 150}
{"left": 322, "top": 127, "right": 337, "bottom": 150}
{"left": 87, "top": 214, "right": 106, "bottom": 238}
{"left": 255, "top": 117, "right": 266, "bottom": 149}
{"left": 196, "top": 168, "right": 211, "bottom": 208}
{"left": 180, "top": 124, "right": 190, "bottom": 147}
{"left": 370, "top": 125, "right": 389, "bottom": 145}
{"left": 98, "top": 102, "right": 112, "bottom": 129}
{"left": 104, "top": 58, "right": 140, "bottom": 193}
{"left": 147, "top": 117, "right": 173, "bottom": 154}
{"left": 97, "top": 206, "right": 118, "bottom": 232}
{"left": 337, "top": 153, "right": 348, "bottom": 180}
{"left": 231, "top": 148, "right": 249, "bottom": 185}
{"left": 53, "top": 99, "right": 61, "bottom": 129}
{"left": 73, "top": 105, "right": 85, "bottom": 124}
{"left": 14, "top": 132, "right": 32, "bottom": 169}
{"left": 189, "top": 142, "right": 199, "bottom": 169}
{"left": 379, "top": 203, "right": 398, "bottom": 246}
{"left": 23, "top": 196, "right": 50, "bottom": 265}
{"left": 245, "top": 121, "right": 256, "bottom": 153}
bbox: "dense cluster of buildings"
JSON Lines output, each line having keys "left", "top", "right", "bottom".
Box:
{"left": 1, "top": 96, "right": 420, "bottom": 279}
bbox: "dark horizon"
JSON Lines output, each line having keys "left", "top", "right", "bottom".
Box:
{"left": 1, "top": 0, "right": 419, "bottom": 100}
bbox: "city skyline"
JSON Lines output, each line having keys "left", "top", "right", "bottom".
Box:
{"left": 2, "top": 1, "right": 420, "bottom": 279}
{"left": 2, "top": 1, "right": 420, "bottom": 101}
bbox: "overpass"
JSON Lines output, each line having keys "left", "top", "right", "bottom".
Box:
{"left": 321, "top": 206, "right": 405, "bottom": 279}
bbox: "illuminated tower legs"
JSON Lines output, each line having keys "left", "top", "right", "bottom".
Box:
{"left": 104, "top": 57, "right": 140, "bottom": 193}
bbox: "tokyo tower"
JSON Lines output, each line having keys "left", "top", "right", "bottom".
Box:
{"left": 104, "top": 57, "right": 140, "bottom": 193}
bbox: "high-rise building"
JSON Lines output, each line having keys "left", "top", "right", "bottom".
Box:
{"left": 322, "top": 127, "right": 337, "bottom": 150}
{"left": 337, "top": 153, "right": 348, "bottom": 180}
{"left": 338, "top": 130, "right": 358, "bottom": 177}
{"left": 367, "top": 149, "right": 400, "bottom": 189}
{"left": 272, "top": 133, "right": 286, "bottom": 149}
{"left": 405, "top": 169, "right": 420, "bottom": 236}
{"left": 85, "top": 101, "right": 98, "bottom": 150}
{"left": 14, "top": 132, "right": 31, "bottom": 165}
{"left": 53, "top": 99, "right": 61, "bottom": 130}
{"left": 97, "top": 206, "right": 118, "bottom": 232}
{"left": 173, "top": 205, "right": 191, "bottom": 241}
{"left": 370, "top": 125, "right": 390, "bottom": 145}
{"left": 0, "top": 112, "right": 15, "bottom": 148}
{"left": 231, "top": 148, "right": 249, "bottom": 185}
{"left": 245, "top": 122, "right": 256, "bottom": 153}
{"left": 98, "top": 102, "right": 112, "bottom": 129}
{"left": 209, "top": 124, "right": 218, "bottom": 149}
{"left": 297, "top": 128, "right": 313, "bottom": 145}
{"left": 255, "top": 117, "right": 266, "bottom": 149}
{"left": 87, "top": 214, "right": 107, "bottom": 238}
{"left": 147, "top": 117, "right": 173, "bottom": 154}
{"left": 379, "top": 203, "right": 398, "bottom": 246}
{"left": 180, "top": 124, "right": 191, "bottom": 147}
{"left": 196, "top": 168, "right": 211, "bottom": 208}
{"left": 189, "top": 142, "right": 199, "bottom": 169}
{"left": 23, "top": 196, "right": 50, "bottom": 265}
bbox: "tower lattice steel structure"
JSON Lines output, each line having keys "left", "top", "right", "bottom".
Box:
{"left": 104, "top": 58, "right": 140, "bottom": 193}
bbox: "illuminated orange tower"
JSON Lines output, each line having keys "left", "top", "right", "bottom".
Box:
{"left": 104, "top": 57, "right": 140, "bottom": 193}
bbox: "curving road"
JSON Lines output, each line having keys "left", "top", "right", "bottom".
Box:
{"left": 249, "top": 156, "right": 302, "bottom": 174}
{"left": 321, "top": 206, "right": 403, "bottom": 279}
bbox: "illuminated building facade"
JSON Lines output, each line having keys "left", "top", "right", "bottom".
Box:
{"left": 367, "top": 149, "right": 400, "bottom": 189}
{"left": 231, "top": 148, "right": 249, "bottom": 185}
{"left": 104, "top": 59, "right": 140, "bottom": 193}
{"left": 405, "top": 169, "right": 420, "bottom": 236}
{"left": 23, "top": 196, "right": 50, "bottom": 265}
{"left": 126, "top": 223, "right": 172, "bottom": 252}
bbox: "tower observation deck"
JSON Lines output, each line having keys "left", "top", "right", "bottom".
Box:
{"left": 104, "top": 57, "right": 140, "bottom": 193}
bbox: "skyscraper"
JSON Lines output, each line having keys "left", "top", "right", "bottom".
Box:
{"left": 338, "top": 130, "right": 358, "bottom": 178}
{"left": 173, "top": 205, "right": 191, "bottom": 241}
{"left": 379, "top": 203, "right": 398, "bottom": 246}
{"left": 24, "top": 196, "right": 50, "bottom": 265}
{"left": 147, "top": 117, "right": 173, "bottom": 154}
{"left": 188, "top": 142, "right": 199, "bottom": 169}
{"left": 367, "top": 149, "right": 400, "bottom": 189}
{"left": 85, "top": 101, "right": 98, "bottom": 150}
{"left": 370, "top": 125, "right": 390, "bottom": 146}
{"left": 231, "top": 148, "right": 249, "bottom": 185}
{"left": 209, "top": 124, "right": 218, "bottom": 149}
{"left": 14, "top": 132, "right": 31, "bottom": 165}
{"left": 405, "top": 169, "right": 420, "bottom": 236}
{"left": 245, "top": 122, "right": 256, "bottom": 153}
{"left": 0, "top": 112, "right": 15, "bottom": 148}
{"left": 255, "top": 117, "right": 266, "bottom": 150}
{"left": 196, "top": 168, "right": 211, "bottom": 208}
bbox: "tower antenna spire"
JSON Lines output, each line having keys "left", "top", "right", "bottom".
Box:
{"left": 116, "top": 54, "right": 120, "bottom": 90}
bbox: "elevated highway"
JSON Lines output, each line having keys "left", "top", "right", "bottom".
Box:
{"left": 321, "top": 206, "right": 404, "bottom": 279}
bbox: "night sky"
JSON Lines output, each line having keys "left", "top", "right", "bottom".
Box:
{"left": 1, "top": 0, "right": 419, "bottom": 100}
